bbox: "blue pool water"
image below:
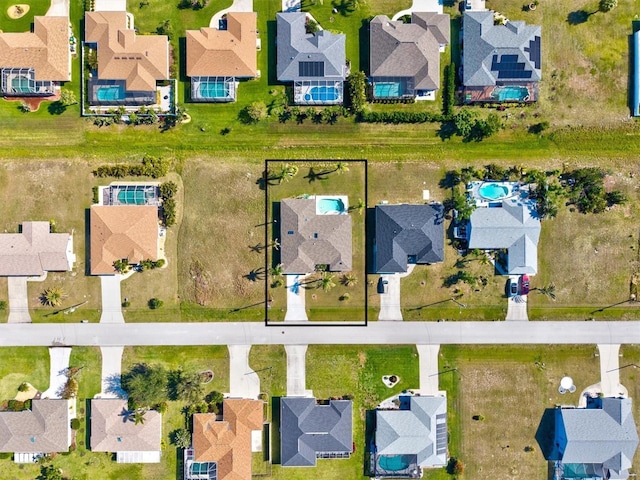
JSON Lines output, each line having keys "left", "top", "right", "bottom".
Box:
{"left": 374, "top": 82, "right": 402, "bottom": 97}
{"left": 96, "top": 85, "right": 125, "bottom": 102}
{"left": 198, "top": 81, "right": 229, "bottom": 99}
{"left": 379, "top": 455, "right": 411, "bottom": 472}
{"left": 495, "top": 86, "right": 529, "bottom": 102}
{"left": 304, "top": 86, "right": 339, "bottom": 102}
{"left": 478, "top": 183, "right": 511, "bottom": 201}
{"left": 317, "top": 198, "right": 345, "bottom": 214}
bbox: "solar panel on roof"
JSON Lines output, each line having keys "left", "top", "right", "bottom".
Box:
{"left": 299, "top": 61, "right": 325, "bottom": 77}
{"left": 524, "top": 35, "right": 541, "bottom": 69}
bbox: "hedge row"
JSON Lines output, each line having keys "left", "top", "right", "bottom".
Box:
{"left": 357, "top": 110, "right": 446, "bottom": 124}
{"left": 160, "top": 181, "right": 178, "bottom": 227}
{"left": 93, "top": 155, "right": 171, "bottom": 179}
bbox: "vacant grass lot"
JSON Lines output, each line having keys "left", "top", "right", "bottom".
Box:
{"left": 266, "top": 160, "right": 367, "bottom": 322}
{"left": 443, "top": 345, "right": 604, "bottom": 480}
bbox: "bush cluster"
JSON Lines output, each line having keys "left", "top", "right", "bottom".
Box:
{"left": 92, "top": 186, "right": 99, "bottom": 204}
{"left": 6, "top": 399, "right": 31, "bottom": 412}
{"left": 140, "top": 258, "right": 166, "bottom": 270}
{"left": 346, "top": 71, "right": 367, "bottom": 114}
{"left": 160, "top": 181, "right": 178, "bottom": 227}
{"left": 93, "top": 155, "right": 171, "bottom": 179}
{"left": 443, "top": 63, "right": 456, "bottom": 117}
{"left": 357, "top": 110, "right": 445, "bottom": 124}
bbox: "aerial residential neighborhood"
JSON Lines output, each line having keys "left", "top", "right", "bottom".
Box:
{"left": 0, "top": 0, "right": 638, "bottom": 479}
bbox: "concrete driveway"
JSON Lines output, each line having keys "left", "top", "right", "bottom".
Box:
{"left": 417, "top": 345, "right": 441, "bottom": 395}
{"left": 378, "top": 274, "right": 402, "bottom": 321}
{"left": 93, "top": 0, "right": 126, "bottom": 11}
{"left": 392, "top": 0, "right": 443, "bottom": 20}
{"left": 285, "top": 274, "right": 308, "bottom": 322}
{"left": 210, "top": 0, "right": 254, "bottom": 28}
{"left": 505, "top": 295, "right": 528, "bottom": 321}
{"left": 7, "top": 277, "right": 31, "bottom": 323}
{"left": 100, "top": 276, "right": 125, "bottom": 323}
{"left": 41, "top": 347, "right": 72, "bottom": 399}
{"left": 228, "top": 345, "right": 260, "bottom": 399}
{"left": 47, "top": 0, "right": 70, "bottom": 16}
{"left": 97, "top": 346, "right": 125, "bottom": 398}
{"left": 597, "top": 344, "right": 628, "bottom": 398}
{"left": 285, "top": 345, "right": 313, "bottom": 397}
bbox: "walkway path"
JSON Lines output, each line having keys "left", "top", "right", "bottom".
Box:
{"left": 285, "top": 274, "right": 308, "bottom": 322}
{"left": 597, "top": 344, "right": 628, "bottom": 398}
{"left": 228, "top": 345, "right": 260, "bottom": 399}
{"left": 96, "top": 346, "right": 125, "bottom": 398}
{"left": 285, "top": 345, "right": 313, "bottom": 397}
{"left": 392, "top": 0, "right": 442, "bottom": 21}
{"left": 0, "top": 321, "right": 638, "bottom": 347}
{"left": 416, "top": 345, "right": 441, "bottom": 395}
{"left": 505, "top": 294, "right": 528, "bottom": 321}
{"left": 210, "top": 0, "right": 254, "bottom": 28}
{"left": 7, "top": 277, "right": 31, "bottom": 324}
{"left": 99, "top": 276, "right": 125, "bottom": 323}
{"left": 41, "top": 347, "right": 72, "bottom": 399}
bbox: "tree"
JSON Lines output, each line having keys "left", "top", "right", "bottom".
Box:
{"left": 174, "top": 370, "right": 205, "bottom": 403}
{"left": 447, "top": 457, "right": 465, "bottom": 475}
{"left": 148, "top": 297, "right": 164, "bottom": 309}
{"left": 348, "top": 198, "right": 365, "bottom": 215}
{"left": 133, "top": 409, "right": 147, "bottom": 425}
{"left": 333, "top": 161, "right": 349, "bottom": 174}
{"left": 319, "top": 273, "right": 336, "bottom": 292}
{"left": 241, "top": 101, "right": 267, "bottom": 124}
{"left": 537, "top": 283, "right": 556, "bottom": 301}
{"left": 278, "top": 164, "right": 298, "bottom": 183}
{"left": 346, "top": 71, "right": 367, "bottom": 114}
{"left": 41, "top": 286, "right": 66, "bottom": 307}
{"left": 37, "top": 465, "right": 65, "bottom": 480}
{"left": 341, "top": 273, "right": 358, "bottom": 287}
{"left": 171, "top": 428, "right": 192, "bottom": 449}
{"left": 121, "top": 363, "right": 168, "bottom": 408}
{"left": 599, "top": 0, "right": 617, "bottom": 12}
{"left": 113, "top": 258, "right": 130, "bottom": 274}
{"left": 270, "top": 264, "right": 284, "bottom": 277}
{"left": 156, "top": 19, "right": 174, "bottom": 40}
{"left": 59, "top": 89, "right": 77, "bottom": 107}
{"left": 453, "top": 109, "right": 476, "bottom": 137}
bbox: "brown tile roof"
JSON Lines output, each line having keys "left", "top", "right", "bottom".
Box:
{"left": 0, "top": 400, "right": 69, "bottom": 453}
{"left": 0, "top": 16, "right": 71, "bottom": 81}
{"left": 90, "top": 205, "right": 159, "bottom": 275}
{"left": 90, "top": 399, "right": 162, "bottom": 452}
{"left": 0, "top": 222, "right": 73, "bottom": 276}
{"left": 84, "top": 11, "right": 169, "bottom": 92}
{"left": 186, "top": 13, "right": 257, "bottom": 78}
{"left": 192, "top": 399, "right": 263, "bottom": 480}
{"left": 281, "top": 198, "right": 352, "bottom": 274}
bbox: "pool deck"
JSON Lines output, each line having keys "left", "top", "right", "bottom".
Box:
{"left": 463, "top": 84, "right": 537, "bottom": 103}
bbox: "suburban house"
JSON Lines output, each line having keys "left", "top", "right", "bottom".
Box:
{"left": 280, "top": 197, "right": 352, "bottom": 274}
{"left": 90, "top": 399, "right": 162, "bottom": 463}
{"left": 84, "top": 11, "right": 171, "bottom": 110}
{"left": 0, "top": 16, "right": 71, "bottom": 97}
{"left": 186, "top": 12, "right": 258, "bottom": 102}
{"left": 374, "top": 204, "right": 445, "bottom": 273}
{"left": 369, "top": 13, "right": 450, "bottom": 101}
{"left": 89, "top": 204, "right": 160, "bottom": 275}
{"left": 276, "top": 12, "right": 347, "bottom": 105}
{"left": 467, "top": 197, "right": 541, "bottom": 275}
{"left": 280, "top": 397, "right": 352, "bottom": 467}
{"left": 186, "top": 398, "right": 263, "bottom": 480}
{"left": 0, "top": 399, "right": 70, "bottom": 463}
{"left": 0, "top": 221, "right": 75, "bottom": 276}
{"left": 462, "top": 11, "right": 541, "bottom": 103}
{"left": 371, "top": 395, "right": 448, "bottom": 478}
{"left": 548, "top": 397, "right": 639, "bottom": 480}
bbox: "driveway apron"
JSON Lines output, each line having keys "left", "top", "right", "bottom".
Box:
{"left": 7, "top": 277, "right": 31, "bottom": 323}
{"left": 228, "top": 345, "right": 260, "bottom": 399}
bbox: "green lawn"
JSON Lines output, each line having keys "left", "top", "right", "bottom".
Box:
{"left": 0, "top": 347, "right": 49, "bottom": 400}
{"left": 0, "top": 0, "right": 49, "bottom": 32}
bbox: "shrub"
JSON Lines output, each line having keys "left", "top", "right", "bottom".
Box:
{"left": 171, "top": 428, "right": 191, "bottom": 449}
{"left": 148, "top": 298, "right": 164, "bottom": 309}
{"left": 346, "top": 71, "right": 367, "bottom": 114}
{"left": 60, "top": 378, "right": 78, "bottom": 399}
{"left": 18, "top": 102, "right": 31, "bottom": 113}
{"left": 59, "top": 89, "right": 77, "bottom": 107}
{"left": 92, "top": 186, "right": 99, "bottom": 204}
{"left": 70, "top": 418, "right": 81, "bottom": 430}
{"left": 447, "top": 457, "right": 464, "bottom": 475}
{"left": 7, "top": 400, "right": 25, "bottom": 411}
{"left": 122, "top": 300, "right": 131, "bottom": 308}
{"left": 358, "top": 110, "right": 445, "bottom": 124}
{"left": 113, "top": 258, "right": 130, "bottom": 274}
{"left": 0, "top": 300, "right": 7, "bottom": 311}
{"left": 240, "top": 101, "right": 267, "bottom": 124}
{"left": 159, "top": 181, "right": 178, "bottom": 200}
{"left": 443, "top": 63, "right": 456, "bottom": 117}
{"left": 18, "top": 382, "right": 29, "bottom": 392}
{"left": 154, "top": 259, "right": 166, "bottom": 268}
{"left": 162, "top": 197, "right": 177, "bottom": 227}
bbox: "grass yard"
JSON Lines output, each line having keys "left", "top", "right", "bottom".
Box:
{"left": 442, "top": 345, "right": 604, "bottom": 480}
{"left": 0, "top": 347, "right": 49, "bottom": 400}
{"left": 0, "top": 0, "right": 49, "bottom": 32}
{"left": 266, "top": 160, "right": 367, "bottom": 322}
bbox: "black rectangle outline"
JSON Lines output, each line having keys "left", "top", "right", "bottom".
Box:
{"left": 264, "top": 159, "right": 369, "bottom": 328}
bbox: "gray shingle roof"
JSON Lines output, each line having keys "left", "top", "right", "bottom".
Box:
{"left": 467, "top": 198, "right": 540, "bottom": 274}
{"left": 276, "top": 13, "right": 346, "bottom": 82}
{"left": 280, "top": 198, "right": 352, "bottom": 274}
{"left": 556, "top": 398, "right": 639, "bottom": 479}
{"left": 370, "top": 13, "right": 449, "bottom": 92}
{"left": 375, "top": 395, "right": 447, "bottom": 468}
{"left": 462, "top": 11, "right": 541, "bottom": 87}
{"left": 280, "top": 398, "right": 352, "bottom": 467}
{"left": 375, "top": 204, "right": 445, "bottom": 273}
{"left": 0, "top": 400, "right": 69, "bottom": 453}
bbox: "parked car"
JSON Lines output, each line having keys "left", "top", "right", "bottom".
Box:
{"left": 464, "top": 0, "right": 473, "bottom": 10}
{"left": 508, "top": 278, "right": 518, "bottom": 297}
{"left": 520, "top": 274, "right": 530, "bottom": 295}
{"left": 377, "top": 278, "right": 389, "bottom": 294}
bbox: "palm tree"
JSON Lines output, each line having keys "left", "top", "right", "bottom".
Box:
{"left": 133, "top": 409, "right": 147, "bottom": 425}
{"left": 41, "top": 286, "right": 66, "bottom": 307}
{"left": 279, "top": 164, "right": 299, "bottom": 183}
{"left": 319, "top": 273, "right": 336, "bottom": 292}
{"left": 333, "top": 161, "right": 349, "bottom": 174}
{"left": 270, "top": 263, "right": 284, "bottom": 277}
{"left": 341, "top": 273, "right": 358, "bottom": 287}
{"left": 348, "top": 198, "right": 365, "bottom": 215}
{"left": 537, "top": 283, "right": 556, "bottom": 301}
{"left": 269, "top": 239, "right": 280, "bottom": 251}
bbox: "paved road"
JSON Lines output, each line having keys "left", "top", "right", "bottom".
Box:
{"left": 0, "top": 321, "right": 637, "bottom": 347}
{"left": 7, "top": 277, "right": 31, "bottom": 323}
{"left": 228, "top": 345, "right": 260, "bottom": 399}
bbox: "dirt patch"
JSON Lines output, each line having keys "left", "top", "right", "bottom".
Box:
{"left": 7, "top": 4, "right": 29, "bottom": 19}
{"left": 3, "top": 91, "right": 60, "bottom": 112}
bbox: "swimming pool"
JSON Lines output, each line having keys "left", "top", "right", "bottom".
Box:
{"left": 11, "top": 76, "right": 33, "bottom": 93}
{"left": 304, "top": 86, "right": 339, "bottom": 102}
{"left": 378, "top": 455, "right": 412, "bottom": 472}
{"left": 96, "top": 85, "right": 125, "bottom": 102}
{"left": 374, "top": 82, "right": 402, "bottom": 98}
{"left": 317, "top": 198, "right": 346, "bottom": 214}
{"left": 478, "top": 182, "right": 512, "bottom": 201}
{"left": 117, "top": 190, "right": 146, "bottom": 205}
{"left": 494, "top": 86, "right": 529, "bottom": 102}
{"left": 198, "top": 81, "right": 229, "bottom": 99}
